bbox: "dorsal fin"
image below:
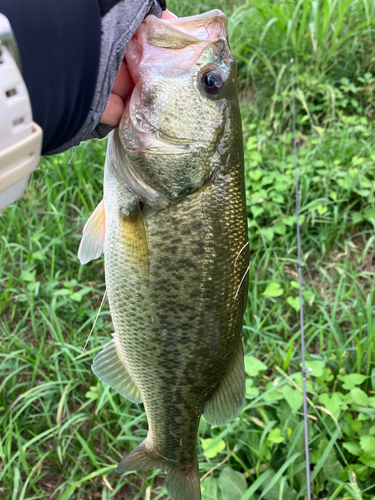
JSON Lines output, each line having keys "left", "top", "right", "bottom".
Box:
{"left": 78, "top": 200, "right": 106, "bottom": 265}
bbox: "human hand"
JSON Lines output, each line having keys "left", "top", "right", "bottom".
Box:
{"left": 99, "top": 9, "right": 176, "bottom": 127}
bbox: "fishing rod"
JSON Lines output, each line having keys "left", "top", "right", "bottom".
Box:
{"left": 291, "top": 58, "right": 312, "bottom": 500}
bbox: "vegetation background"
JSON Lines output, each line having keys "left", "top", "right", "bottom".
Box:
{"left": 1, "top": 0, "right": 375, "bottom": 498}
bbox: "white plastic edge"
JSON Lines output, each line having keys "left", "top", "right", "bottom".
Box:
{"left": 0, "top": 122, "right": 43, "bottom": 211}
{"left": 0, "top": 41, "right": 42, "bottom": 210}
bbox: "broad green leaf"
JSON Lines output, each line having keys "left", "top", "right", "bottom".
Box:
{"left": 262, "top": 282, "right": 283, "bottom": 297}
{"left": 359, "top": 453, "right": 375, "bottom": 468}
{"left": 319, "top": 368, "right": 334, "bottom": 383}
{"left": 271, "top": 193, "right": 284, "bottom": 204}
{"left": 337, "top": 373, "right": 368, "bottom": 390}
{"left": 310, "top": 439, "right": 334, "bottom": 464}
{"left": 262, "top": 174, "right": 276, "bottom": 186}
{"left": 284, "top": 216, "right": 296, "bottom": 226}
{"left": 310, "top": 430, "right": 340, "bottom": 486}
{"left": 302, "top": 290, "right": 314, "bottom": 303}
{"left": 238, "top": 470, "right": 272, "bottom": 500}
{"left": 201, "top": 438, "right": 226, "bottom": 459}
{"left": 359, "top": 435, "right": 375, "bottom": 454}
{"left": 274, "top": 180, "right": 289, "bottom": 192}
{"left": 343, "top": 442, "right": 362, "bottom": 456}
{"left": 258, "top": 473, "right": 297, "bottom": 500}
{"left": 318, "top": 392, "right": 347, "bottom": 419}
{"left": 322, "top": 454, "right": 343, "bottom": 482}
{"left": 290, "top": 281, "right": 299, "bottom": 289}
{"left": 202, "top": 477, "right": 221, "bottom": 500}
{"left": 218, "top": 467, "right": 247, "bottom": 500}
{"left": 245, "top": 378, "right": 259, "bottom": 399}
{"left": 295, "top": 375, "right": 315, "bottom": 395}
{"left": 286, "top": 296, "right": 300, "bottom": 312}
{"left": 245, "top": 136, "right": 257, "bottom": 151}
{"left": 54, "top": 289, "right": 71, "bottom": 296}
{"left": 267, "top": 428, "right": 284, "bottom": 444}
{"left": 355, "top": 189, "right": 370, "bottom": 197}
{"left": 21, "top": 270, "right": 36, "bottom": 282}
{"left": 351, "top": 419, "right": 363, "bottom": 434}
{"left": 244, "top": 356, "right": 267, "bottom": 377}
{"left": 351, "top": 387, "right": 369, "bottom": 407}
{"left": 249, "top": 169, "right": 263, "bottom": 181}
{"left": 263, "top": 382, "right": 284, "bottom": 402}
{"left": 282, "top": 386, "right": 303, "bottom": 412}
{"left": 358, "top": 413, "right": 370, "bottom": 421}
{"left": 317, "top": 205, "right": 328, "bottom": 215}
{"left": 85, "top": 390, "right": 98, "bottom": 400}
{"left": 259, "top": 453, "right": 300, "bottom": 499}
{"left": 305, "top": 360, "right": 325, "bottom": 377}
{"left": 63, "top": 279, "right": 78, "bottom": 288}
{"left": 273, "top": 222, "right": 286, "bottom": 235}
{"left": 70, "top": 292, "right": 84, "bottom": 302}
{"left": 260, "top": 228, "right": 274, "bottom": 242}
{"left": 250, "top": 206, "right": 264, "bottom": 218}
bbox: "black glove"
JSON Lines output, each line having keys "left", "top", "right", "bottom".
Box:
{"left": 0, "top": 0, "right": 166, "bottom": 155}
{"left": 52, "top": 0, "right": 168, "bottom": 154}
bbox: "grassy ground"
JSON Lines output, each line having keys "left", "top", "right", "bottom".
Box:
{"left": 1, "top": 0, "right": 375, "bottom": 498}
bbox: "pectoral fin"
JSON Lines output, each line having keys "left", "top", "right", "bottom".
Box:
{"left": 119, "top": 203, "right": 149, "bottom": 278}
{"left": 78, "top": 200, "right": 106, "bottom": 265}
{"left": 92, "top": 336, "right": 142, "bottom": 403}
{"left": 204, "top": 342, "right": 245, "bottom": 426}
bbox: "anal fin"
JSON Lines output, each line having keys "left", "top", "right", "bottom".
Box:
{"left": 204, "top": 342, "right": 245, "bottom": 426}
{"left": 92, "top": 336, "right": 142, "bottom": 403}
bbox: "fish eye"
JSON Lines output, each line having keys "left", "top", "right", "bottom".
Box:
{"left": 201, "top": 70, "right": 224, "bottom": 96}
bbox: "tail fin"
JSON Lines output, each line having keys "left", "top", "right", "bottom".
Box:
{"left": 115, "top": 439, "right": 201, "bottom": 500}
{"left": 164, "top": 466, "right": 201, "bottom": 500}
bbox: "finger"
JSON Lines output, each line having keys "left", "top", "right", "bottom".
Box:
{"left": 111, "top": 61, "right": 134, "bottom": 101}
{"left": 99, "top": 93, "right": 124, "bottom": 127}
{"left": 162, "top": 9, "right": 177, "bottom": 19}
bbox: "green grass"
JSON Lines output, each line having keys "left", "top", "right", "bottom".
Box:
{"left": 1, "top": 0, "right": 375, "bottom": 498}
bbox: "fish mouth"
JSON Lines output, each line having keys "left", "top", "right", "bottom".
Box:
{"left": 128, "top": 107, "right": 208, "bottom": 148}
{"left": 145, "top": 10, "right": 228, "bottom": 49}
{"left": 120, "top": 10, "right": 229, "bottom": 154}
{"left": 126, "top": 10, "right": 228, "bottom": 84}
{"left": 119, "top": 107, "right": 209, "bottom": 157}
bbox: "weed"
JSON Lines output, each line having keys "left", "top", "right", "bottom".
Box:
{"left": 1, "top": 0, "right": 375, "bottom": 498}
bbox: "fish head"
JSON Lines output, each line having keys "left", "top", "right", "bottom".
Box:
{"left": 113, "top": 10, "right": 241, "bottom": 204}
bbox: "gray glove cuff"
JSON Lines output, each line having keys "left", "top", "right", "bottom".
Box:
{"left": 87, "top": 123, "right": 114, "bottom": 140}
{"left": 48, "top": 0, "right": 163, "bottom": 155}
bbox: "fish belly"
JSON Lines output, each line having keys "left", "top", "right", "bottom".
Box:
{"left": 104, "top": 162, "right": 248, "bottom": 466}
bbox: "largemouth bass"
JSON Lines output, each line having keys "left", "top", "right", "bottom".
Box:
{"left": 78, "top": 10, "right": 249, "bottom": 500}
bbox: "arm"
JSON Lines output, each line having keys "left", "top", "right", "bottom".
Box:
{"left": 0, "top": 0, "right": 166, "bottom": 210}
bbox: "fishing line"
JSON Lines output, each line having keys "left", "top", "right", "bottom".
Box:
{"left": 68, "top": 146, "right": 76, "bottom": 165}
{"left": 82, "top": 289, "right": 107, "bottom": 354}
{"left": 291, "top": 58, "right": 312, "bottom": 500}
